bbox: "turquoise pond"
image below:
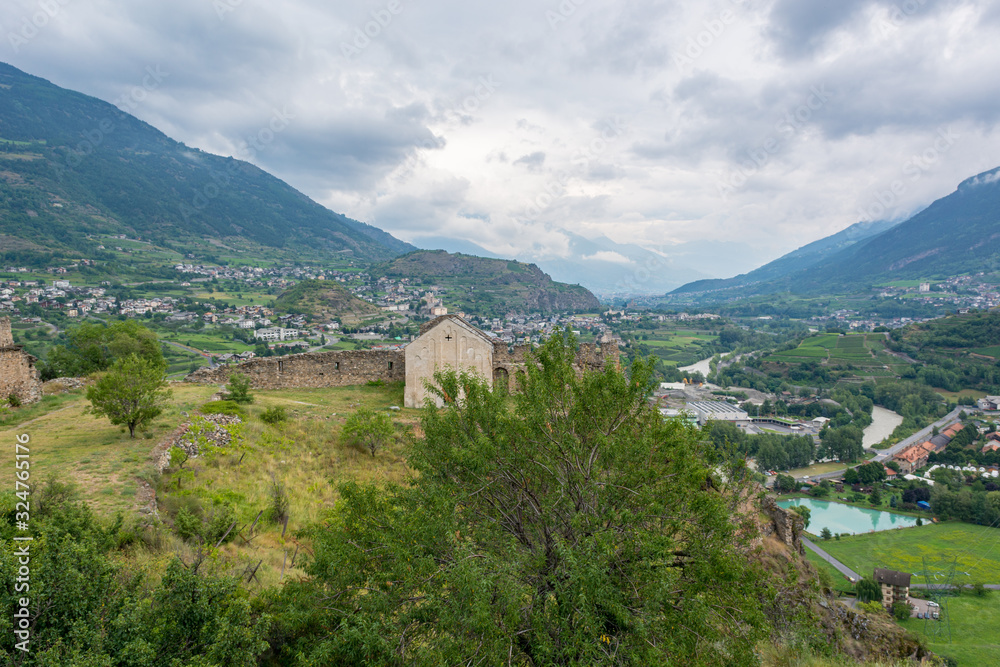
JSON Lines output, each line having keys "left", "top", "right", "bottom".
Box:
{"left": 777, "top": 498, "right": 920, "bottom": 536}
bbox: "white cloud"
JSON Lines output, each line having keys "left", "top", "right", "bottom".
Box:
{"left": 581, "top": 251, "right": 635, "bottom": 265}
{"left": 2, "top": 0, "right": 1000, "bottom": 267}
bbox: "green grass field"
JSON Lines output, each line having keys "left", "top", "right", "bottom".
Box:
{"left": 900, "top": 594, "right": 1000, "bottom": 666}
{"left": 0, "top": 381, "right": 420, "bottom": 588}
{"left": 0, "top": 385, "right": 219, "bottom": 515}
{"left": 820, "top": 522, "right": 1000, "bottom": 585}
{"left": 971, "top": 346, "right": 1000, "bottom": 359}
{"left": 784, "top": 461, "right": 849, "bottom": 477}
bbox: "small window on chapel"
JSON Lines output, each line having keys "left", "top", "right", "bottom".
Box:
{"left": 388, "top": 361, "right": 394, "bottom": 370}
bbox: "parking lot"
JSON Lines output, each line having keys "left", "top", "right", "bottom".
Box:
{"left": 909, "top": 597, "right": 940, "bottom": 619}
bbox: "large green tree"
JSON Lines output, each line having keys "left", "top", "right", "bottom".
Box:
{"left": 86, "top": 353, "right": 171, "bottom": 437}
{"left": 277, "top": 334, "right": 770, "bottom": 665}
{"left": 46, "top": 320, "right": 165, "bottom": 378}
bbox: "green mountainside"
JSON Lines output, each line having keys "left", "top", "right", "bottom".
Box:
{"left": 673, "top": 166, "right": 1000, "bottom": 301}
{"left": 273, "top": 279, "right": 379, "bottom": 324}
{"left": 796, "top": 168, "right": 1000, "bottom": 290}
{"left": 0, "top": 62, "right": 412, "bottom": 265}
{"left": 672, "top": 219, "right": 899, "bottom": 295}
{"left": 373, "top": 250, "right": 601, "bottom": 315}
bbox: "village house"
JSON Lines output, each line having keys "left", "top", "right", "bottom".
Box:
{"left": 874, "top": 568, "right": 911, "bottom": 610}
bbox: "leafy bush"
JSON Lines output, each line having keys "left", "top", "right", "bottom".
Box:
{"left": 341, "top": 408, "right": 395, "bottom": 457}
{"left": 857, "top": 600, "right": 885, "bottom": 615}
{"left": 266, "top": 474, "right": 289, "bottom": 524}
{"left": 174, "top": 506, "right": 202, "bottom": 542}
{"left": 260, "top": 405, "right": 288, "bottom": 425}
{"left": 200, "top": 400, "right": 246, "bottom": 416}
{"left": 7, "top": 392, "right": 21, "bottom": 408}
{"left": 205, "top": 504, "right": 237, "bottom": 545}
{"left": 892, "top": 601, "right": 912, "bottom": 620}
{"left": 222, "top": 373, "right": 254, "bottom": 404}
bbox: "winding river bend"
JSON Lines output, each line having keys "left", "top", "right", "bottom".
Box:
{"left": 678, "top": 356, "right": 714, "bottom": 377}
{"left": 863, "top": 405, "right": 905, "bottom": 448}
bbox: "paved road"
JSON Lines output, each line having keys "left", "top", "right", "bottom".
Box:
{"left": 803, "top": 537, "right": 860, "bottom": 582}
{"left": 912, "top": 583, "right": 1000, "bottom": 590}
{"left": 872, "top": 407, "right": 963, "bottom": 462}
{"left": 793, "top": 407, "right": 964, "bottom": 482}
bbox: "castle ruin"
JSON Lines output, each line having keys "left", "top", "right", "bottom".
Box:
{"left": 186, "top": 315, "right": 618, "bottom": 407}
{"left": 0, "top": 318, "right": 42, "bottom": 406}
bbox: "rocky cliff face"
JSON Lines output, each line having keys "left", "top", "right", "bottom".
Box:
{"left": 761, "top": 494, "right": 805, "bottom": 554}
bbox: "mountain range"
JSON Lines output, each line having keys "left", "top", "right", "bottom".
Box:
{"left": 413, "top": 232, "right": 763, "bottom": 296}
{"left": 0, "top": 62, "right": 412, "bottom": 263}
{"left": 670, "top": 166, "right": 1000, "bottom": 301}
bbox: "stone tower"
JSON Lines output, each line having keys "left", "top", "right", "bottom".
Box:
{"left": 0, "top": 317, "right": 42, "bottom": 405}
{"left": 0, "top": 317, "right": 13, "bottom": 347}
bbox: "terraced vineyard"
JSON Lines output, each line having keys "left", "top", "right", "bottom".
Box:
{"left": 763, "top": 333, "right": 912, "bottom": 386}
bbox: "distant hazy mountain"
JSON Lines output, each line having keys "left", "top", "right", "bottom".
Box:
{"left": 0, "top": 62, "right": 412, "bottom": 262}
{"left": 412, "top": 236, "right": 504, "bottom": 259}
{"left": 671, "top": 165, "right": 1000, "bottom": 300}
{"left": 672, "top": 218, "right": 901, "bottom": 295}
{"left": 415, "top": 232, "right": 720, "bottom": 295}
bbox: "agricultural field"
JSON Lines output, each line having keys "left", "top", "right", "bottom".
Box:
{"left": 820, "top": 522, "right": 1000, "bottom": 586}
{"left": 191, "top": 289, "right": 279, "bottom": 307}
{"left": 625, "top": 326, "right": 722, "bottom": 367}
{"left": 971, "top": 345, "right": 1000, "bottom": 359}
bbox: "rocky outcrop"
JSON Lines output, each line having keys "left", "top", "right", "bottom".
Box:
{"left": 761, "top": 495, "right": 805, "bottom": 554}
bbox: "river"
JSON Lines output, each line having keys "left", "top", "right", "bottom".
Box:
{"left": 679, "top": 352, "right": 738, "bottom": 377}
{"left": 863, "top": 405, "right": 904, "bottom": 448}
{"left": 678, "top": 356, "right": 713, "bottom": 377}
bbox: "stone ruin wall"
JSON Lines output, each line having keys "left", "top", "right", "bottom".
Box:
{"left": 186, "top": 340, "right": 619, "bottom": 396}
{"left": 0, "top": 318, "right": 42, "bottom": 405}
{"left": 490, "top": 340, "right": 619, "bottom": 389}
{"left": 185, "top": 349, "right": 405, "bottom": 390}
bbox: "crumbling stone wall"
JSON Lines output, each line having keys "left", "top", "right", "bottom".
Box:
{"left": 762, "top": 495, "right": 805, "bottom": 554}
{"left": 186, "top": 349, "right": 405, "bottom": 390}
{"left": 185, "top": 329, "right": 620, "bottom": 403}
{"left": 491, "top": 340, "right": 619, "bottom": 392}
{"left": 0, "top": 318, "right": 42, "bottom": 405}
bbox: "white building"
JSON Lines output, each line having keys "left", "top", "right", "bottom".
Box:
{"left": 687, "top": 401, "right": 749, "bottom": 425}
{"left": 254, "top": 327, "right": 301, "bottom": 342}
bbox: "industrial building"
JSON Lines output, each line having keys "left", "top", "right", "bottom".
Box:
{"left": 686, "top": 401, "right": 749, "bottom": 425}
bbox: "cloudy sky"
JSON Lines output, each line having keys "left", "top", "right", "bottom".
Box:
{"left": 3, "top": 0, "right": 1000, "bottom": 271}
